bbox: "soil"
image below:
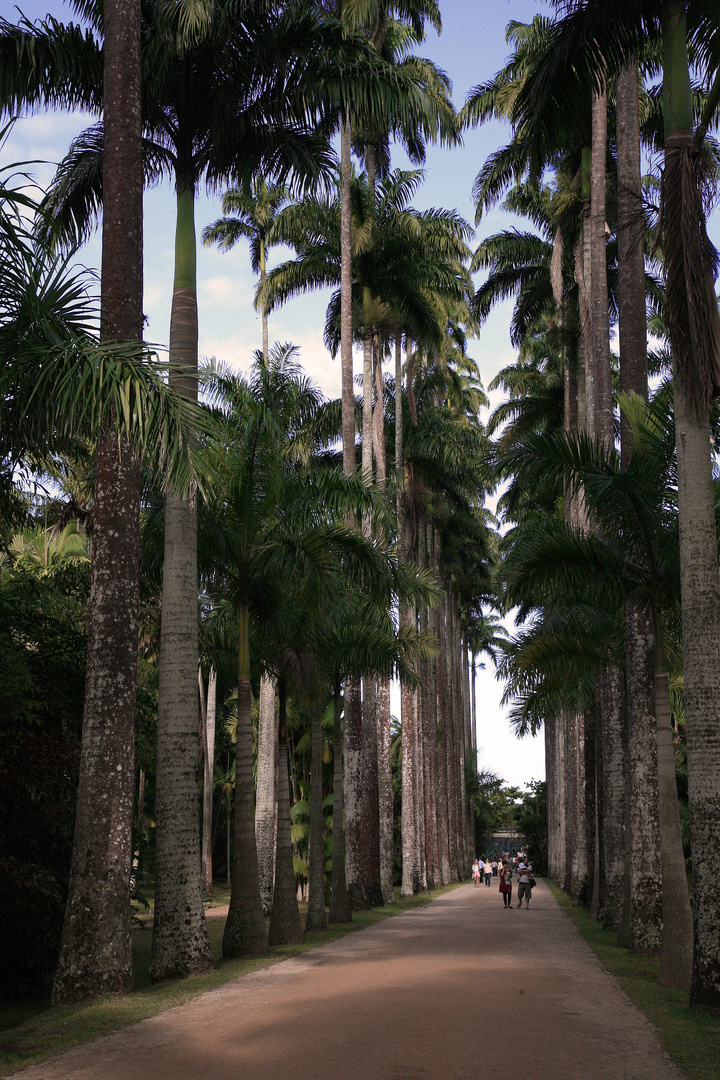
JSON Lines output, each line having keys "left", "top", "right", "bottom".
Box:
{"left": 14, "top": 880, "right": 685, "bottom": 1080}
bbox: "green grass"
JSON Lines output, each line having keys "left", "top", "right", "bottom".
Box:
{"left": 547, "top": 881, "right": 720, "bottom": 1080}
{"left": 0, "top": 883, "right": 461, "bottom": 1077}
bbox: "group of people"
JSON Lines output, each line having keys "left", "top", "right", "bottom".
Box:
{"left": 472, "top": 854, "right": 535, "bottom": 909}
{"left": 471, "top": 857, "right": 497, "bottom": 887}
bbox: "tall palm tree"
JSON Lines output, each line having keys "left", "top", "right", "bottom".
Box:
{"left": 2, "top": 28, "right": 194, "bottom": 1003}
{"left": 203, "top": 177, "right": 288, "bottom": 911}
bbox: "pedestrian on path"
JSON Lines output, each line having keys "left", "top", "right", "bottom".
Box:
{"left": 499, "top": 860, "right": 513, "bottom": 908}
{"left": 517, "top": 859, "right": 533, "bottom": 908}
{"left": 472, "top": 859, "right": 480, "bottom": 887}
{"left": 484, "top": 859, "right": 492, "bottom": 887}
{"left": 492, "top": 859, "right": 498, "bottom": 876}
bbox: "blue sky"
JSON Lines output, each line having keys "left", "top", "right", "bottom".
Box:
{"left": 11, "top": 0, "right": 711, "bottom": 788}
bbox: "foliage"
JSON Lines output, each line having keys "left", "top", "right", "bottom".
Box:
{"left": 0, "top": 558, "right": 88, "bottom": 999}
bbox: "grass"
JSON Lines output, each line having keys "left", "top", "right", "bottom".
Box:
{"left": 547, "top": 880, "right": 720, "bottom": 1080}
{"left": 0, "top": 882, "right": 461, "bottom": 1077}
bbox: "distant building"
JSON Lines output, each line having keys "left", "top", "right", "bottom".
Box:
{"left": 488, "top": 830, "right": 526, "bottom": 858}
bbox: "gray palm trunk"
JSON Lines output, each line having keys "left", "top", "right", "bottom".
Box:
{"left": 268, "top": 683, "right": 303, "bottom": 944}
{"left": 338, "top": 111, "right": 365, "bottom": 912}
{"left": 552, "top": 712, "right": 568, "bottom": 887}
{"left": 661, "top": 3, "right": 720, "bottom": 1007}
{"left": 340, "top": 114, "right": 355, "bottom": 476}
{"left": 223, "top": 667, "right": 268, "bottom": 957}
{"left": 151, "top": 286, "right": 212, "bottom": 979}
{"left": 610, "top": 59, "right": 647, "bottom": 939}
{"left": 397, "top": 335, "right": 415, "bottom": 898}
{"left": 418, "top": 517, "right": 439, "bottom": 887}
{"left": 329, "top": 680, "right": 352, "bottom": 922}
{"left": 672, "top": 371, "right": 720, "bottom": 1004}
{"left": 200, "top": 666, "right": 217, "bottom": 896}
{"left": 459, "top": 616, "right": 473, "bottom": 875}
{"left": 432, "top": 539, "right": 451, "bottom": 887}
{"left": 52, "top": 0, "right": 143, "bottom": 1005}
{"left": 400, "top": 667, "right": 415, "bottom": 897}
{"left": 373, "top": 347, "right": 395, "bottom": 905}
{"left": 654, "top": 623, "right": 693, "bottom": 989}
{"left": 255, "top": 673, "right": 277, "bottom": 916}
{"left": 599, "top": 666, "right": 626, "bottom": 931}
{"left": 343, "top": 677, "right": 367, "bottom": 908}
{"left": 545, "top": 715, "right": 558, "bottom": 883}
{"left": 443, "top": 589, "right": 460, "bottom": 882}
{"left": 360, "top": 677, "right": 384, "bottom": 905}
{"left": 305, "top": 706, "right": 328, "bottom": 932}
{"left": 625, "top": 600, "right": 663, "bottom": 952}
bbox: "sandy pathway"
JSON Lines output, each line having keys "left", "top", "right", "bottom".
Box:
{"left": 15, "top": 880, "right": 684, "bottom": 1080}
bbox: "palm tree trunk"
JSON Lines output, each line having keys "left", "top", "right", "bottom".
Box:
{"left": 343, "top": 676, "right": 366, "bottom": 908}
{"left": 545, "top": 715, "right": 558, "bottom": 883}
{"left": 151, "top": 180, "right": 212, "bottom": 981}
{"left": 329, "top": 676, "right": 352, "bottom": 922}
{"left": 400, "top": 669, "right": 415, "bottom": 897}
{"left": 443, "top": 589, "right": 460, "bottom": 882}
{"left": 222, "top": 603, "right": 267, "bottom": 957}
{"left": 52, "top": 0, "right": 143, "bottom": 1006}
{"left": 259, "top": 242, "right": 269, "bottom": 363}
{"left": 201, "top": 666, "right": 217, "bottom": 897}
{"left": 653, "top": 611, "right": 693, "bottom": 989}
{"left": 255, "top": 673, "right": 276, "bottom": 916}
{"left": 613, "top": 55, "right": 647, "bottom": 943}
{"left": 412, "top": 682, "right": 426, "bottom": 890}
{"left": 419, "top": 517, "right": 438, "bottom": 888}
{"left": 625, "top": 600, "right": 662, "bottom": 952}
{"left": 269, "top": 680, "right": 303, "bottom": 944}
{"left": 600, "top": 666, "right": 626, "bottom": 931}
{"left": 360, "top": 677, "right": 384, "bottom": 905}
{"left": 663, "top": 1, "right": 720, "bottom": 1008}
{"left": 461, "top": 618, "right": 474, "bottom": 876}
{"left": 591, "top": 84, "right": 612, "bottom": 442}
{"left": 372, "top": 344, "right": 394, "bottom": 905}
{"left": 432, "top": 537, "right": 451, "bottom": 887}
{"left": 553, "top": 712, "right": 567, "bottom": 888}
{"left": 305, "top": 705, "right": 328, "bottom": 932}
{"left": 397, "top": 333, "right": 415, "bottom": 899}
{"left": 340, "top": 112, "right": 355, "bottom": 476}
{"left": 616, "top": 59, "right": 648, "bottom": 453}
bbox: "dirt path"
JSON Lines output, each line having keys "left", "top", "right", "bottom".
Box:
{"left": 16, "top": 881, "right": 684, "bottom": 1080}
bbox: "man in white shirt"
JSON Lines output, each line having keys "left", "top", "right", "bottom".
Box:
{"left": 516, "top": 859, "right": 533, "bottom": 908}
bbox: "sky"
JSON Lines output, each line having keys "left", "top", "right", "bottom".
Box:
{"left": 4, "top": 0, "right": 642, "bottom": 789}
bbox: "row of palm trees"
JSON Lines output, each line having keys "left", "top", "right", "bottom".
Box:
{"left": 467, "top": 4, "right": 720, "bottom": 1010}
{"left": 2, "top": 0, "right": 492, "bottom": 1004}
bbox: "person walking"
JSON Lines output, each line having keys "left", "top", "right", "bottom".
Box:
{"left": 484, "top": 859, "right": 492, "bottom": 887}
{"left": 491, "top": 859, "right": 498, "bottom": 877}
{"left": 517, "top": 858, "right": 533, "bottom": 909}
{"left": 499, "top": 860, "right": 513, "bottom": 908}
{"left": 472, "top": 859, "right": 480, "bottom": 888}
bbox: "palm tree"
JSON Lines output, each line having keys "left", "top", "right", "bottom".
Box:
{"left": 203, "top": 177, "right": 288, "bottom": 911}
{"left": 2, "top": 31, "right": 195, "bottom": 1000}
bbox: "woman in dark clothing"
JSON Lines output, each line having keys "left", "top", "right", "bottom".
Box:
{"left": 499, "top": 861, "right": 513, "bottom": 908}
